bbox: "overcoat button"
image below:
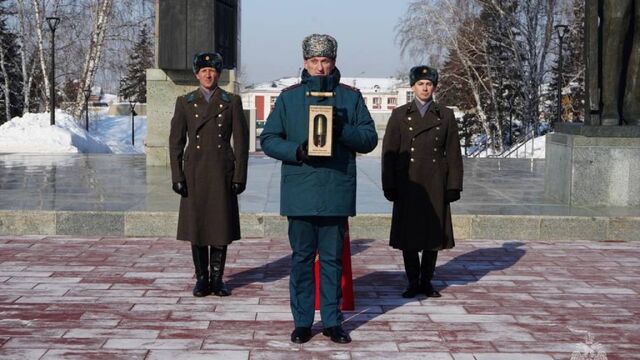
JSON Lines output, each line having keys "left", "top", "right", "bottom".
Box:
{"left": 409, "top": 127, "right": 413, "bottom": 131}
{"left": 434, "top": 148, "right": 437, "bottom": 151}
{"left": 196, "top": 135, "right": 200, "bottom": 139}
{"left": 218, "top": 114, "right": 222, "bottom": 117}
{"left": 217, "top": 145, "right": 222, "bottom": 148}
{"left": 410, "top": 158, "right": 415, "bottom": 162}
{"left": 408, "top": 117, "right": 412, "bottom": 121}
{"left": 195, "top": 114, "right": 199, "bottom": 118}
{"left": 218, "top": 123, "right": 222, "bottom": 127}
{"left": 196, "top": 145, "right": 200, "bottom": 149}
{"left": 218, "top": 134, "right": 222, "bottom": 138}
{"left": 436, "top": 127, "right": 440, "bottom": 130}
{"left": 411, "top": 147, "right": 415, "bottom": 152}
{"left": 432, "top": 159, "right": 436, "bottom": 163}
{"left": 194, "top": 104, "right": 198, "bottom": 107}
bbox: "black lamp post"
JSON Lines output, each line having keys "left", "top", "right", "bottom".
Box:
{"left": 129, "top": 99, "right": 137, "bottom": 146}
{"left": 46, "top": 16, "right": 60, "bottom": 126}
{"left": 555, "top": 24, "right": 569, "bottom": 125}
{"left": 83, "top": 88, "right": 91, "bottom": 131}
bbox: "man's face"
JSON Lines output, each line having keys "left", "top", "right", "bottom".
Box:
{"left": 304, "top": 56, "right": 336, "bottom": 76}
{"left": 195, "top": 67, "right": 220, "bottom": 90}
{"left": 412, "top": 79, "right": 435, "bottom": 102}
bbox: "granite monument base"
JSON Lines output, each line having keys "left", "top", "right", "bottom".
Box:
{"left": 145, "top": 68, "right": 240, "bottom": 167}
{"left": 545, "top": 124, "right": 640, "bottom": 207}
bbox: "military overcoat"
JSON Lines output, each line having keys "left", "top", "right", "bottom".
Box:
{"left": 169, "top": 87, "right": 249, "bottom": 246}
{"left": 382, "top": 100, "right": 463, "bottom": 251}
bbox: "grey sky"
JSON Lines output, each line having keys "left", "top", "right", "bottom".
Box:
{"left": 241, "top": 0, "right": 415, "bottom": 85}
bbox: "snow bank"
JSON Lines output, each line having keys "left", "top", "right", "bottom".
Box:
{"left": 0, "top": 110, "right": 130, "bottom": 154}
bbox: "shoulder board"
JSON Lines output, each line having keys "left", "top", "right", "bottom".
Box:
{"left": 281, "top": 83, "right": 303, "bottom": 92}
{"left": 185, "top": 90, "right": 199, "bottom": 103}
{"left": 339, "top": 83, "right": 360, "bottom": 92}
{"left": 219, "top": 89, "right": 231, "bottom": 103}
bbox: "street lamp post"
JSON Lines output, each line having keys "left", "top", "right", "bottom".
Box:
{"left": 83, "top": 88, "right": 91, "bottom": 131}
{"left": 46, "top": 17, "right": 60, "bottom": 126}
{"left": 555, "top": 24, "right": 569, "bottom": 125}
{"left": 129, "top": 100, "right": 137, "bottom": 146}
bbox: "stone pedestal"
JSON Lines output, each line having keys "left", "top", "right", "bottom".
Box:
{"left": 545, "top": 124, "right": 640, "bottom": 207}
{"left": 145, "top": 68, "right": 239, "bottom": 166}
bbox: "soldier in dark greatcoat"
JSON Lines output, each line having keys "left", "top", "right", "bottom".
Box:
{"left": 382, "top": 65, "right": 463, "bottom": 299}
{"left": 169, "top": 52, "right": 249, "bottom": 297}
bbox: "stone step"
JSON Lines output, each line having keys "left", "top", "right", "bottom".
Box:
{"left": 1, "top": 210, "right": 638, "bottom": 241}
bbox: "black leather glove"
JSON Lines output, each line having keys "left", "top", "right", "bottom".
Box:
{"left": 446, "top": 189, "right": 461, "bottom": 203}
{"left": 332, "top": 108, "right": 344, "bottom": 139}
{"left": 232, "top": 182, "right": 246, "bottom": 195}
{"left": 172, "top": 181, "right": 188, "bottom": 197}
{"left": 296, "top": 141, "right": 310, "bottom": 164}
{"left": 383, "top": 188, "right": 397, "bottom": 202}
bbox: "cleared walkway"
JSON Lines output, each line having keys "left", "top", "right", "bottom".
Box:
{"left": 0, "top": 235, "right": 637, "bottom": 359}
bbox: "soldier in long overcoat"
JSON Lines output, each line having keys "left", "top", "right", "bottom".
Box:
{"left": 169, "top": 52, "right": 249, "bottom": 298}
{"left": 260, "top": 34, "right": 378, "bottom": 345}
{"left": 382, "top": 65, "right": 463, "bottom": 299}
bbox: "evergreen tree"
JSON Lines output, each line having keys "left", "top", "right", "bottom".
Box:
{"left": 478, "top": 0, "right": 526, "bottom": 146}
{"left": 0, "top": 0, "right": 23, "bottom": 124}
{"left": 119, "top": 24, "right": 153, "bottom": 103}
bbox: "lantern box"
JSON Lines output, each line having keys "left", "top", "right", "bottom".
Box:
{"left": 307, "top": 105, "right": 333, "bottom": 156}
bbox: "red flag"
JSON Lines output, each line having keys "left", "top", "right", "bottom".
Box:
{"left": 314, "top": 221, "right": 354, "bottom": 310}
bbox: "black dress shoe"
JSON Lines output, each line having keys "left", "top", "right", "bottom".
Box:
{"left": 422, "top": 282, "right": 442, "bottom": 298}
{"left": 402, "top": 284, "right": 421, "bottom": 298}
{"left": 322, "top": 325, "right": 351, "bottom": 344}
{"left": 290, "top": 327, "right": 312, "bottom": 344}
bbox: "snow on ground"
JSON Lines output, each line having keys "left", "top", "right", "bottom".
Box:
{"left": 0, "top": 109, "right": 146, "bottom": 154}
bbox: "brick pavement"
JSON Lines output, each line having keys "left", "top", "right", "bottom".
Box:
{"left": 0, "top": 235, "right": 638, "bottom": 359}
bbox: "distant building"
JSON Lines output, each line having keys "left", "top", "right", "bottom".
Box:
{"left": 241, "top": 76, "right": 409, "bottom": 125}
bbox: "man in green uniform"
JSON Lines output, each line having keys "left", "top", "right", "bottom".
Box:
{"left": 260, "top": 34, "right": 377, "bottom": 344}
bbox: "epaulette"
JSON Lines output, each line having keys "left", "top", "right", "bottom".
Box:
{"left": 339, "top": 83, "right": 360, "bottom": 93}
{"left": 281, "top": 83, "right": 303, "bottom": 92}
{"left": 219, "top": 89, "right": 231, "bottom": 103}
{"left": 185, "top": 90, "right": 198, "bottom": 103}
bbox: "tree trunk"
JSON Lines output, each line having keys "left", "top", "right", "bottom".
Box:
{"left": 31, "top": 0, "right": 50, "bottom": 111}
{"left": 0, "top": 43, "right": 11, "bottom": 123}
{"left": 72, "top": 0, "right": 113, "bottom": 120}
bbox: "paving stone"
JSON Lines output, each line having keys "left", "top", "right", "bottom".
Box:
{"left": 146, "top": 350, "right": 249, "bottom": 360}
{"left": 0, "top": 235, "right": 639, "bottom": 358}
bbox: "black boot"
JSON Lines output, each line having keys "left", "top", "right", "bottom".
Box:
{"left": 191, "top": 245, "right": 210, "bottom": 297}
{"left": 402, "top": 250, "right": 421, "bottom": 298}
{"left": 210, "top": 245, "right": 231, "bottom": 296}
{"left": 420, "top": 250, "right": 441, "bottom": 298}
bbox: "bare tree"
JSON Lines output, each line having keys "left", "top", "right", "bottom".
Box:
{"left": 70, "top": 0, "right": 112, "bottom": 119}
{"left": 397, "top": 0, "right": 498, "bottom": 149}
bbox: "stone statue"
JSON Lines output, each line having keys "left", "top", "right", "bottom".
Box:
{"left": 585, "top": 0, "right": 640, "bottom": 126}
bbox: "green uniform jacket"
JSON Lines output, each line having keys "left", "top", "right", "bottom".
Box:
{"left": 169, "top": 87, "right": 249, "bottom": 246}
{"left": 260, "top": 68, "right": 378, "bottom": 216}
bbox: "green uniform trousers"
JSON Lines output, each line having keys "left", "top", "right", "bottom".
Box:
{"left": 288, "top": 216, "right": 346, "bottom": 328}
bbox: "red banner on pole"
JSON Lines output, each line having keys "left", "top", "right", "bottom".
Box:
{"left": 314, "top": 221, "right": 354, "bottom": 310}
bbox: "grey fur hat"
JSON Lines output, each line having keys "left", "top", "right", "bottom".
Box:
{"left": 302, "top": 34, "right": 337, "bottom": 59}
